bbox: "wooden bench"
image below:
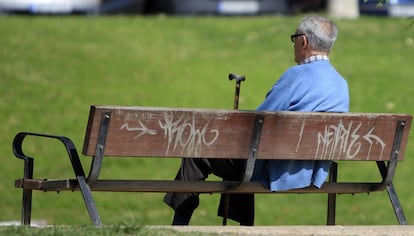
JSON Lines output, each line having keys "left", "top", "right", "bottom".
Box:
{"left": 13, "top": 105, "right": 412, "bottom": 226}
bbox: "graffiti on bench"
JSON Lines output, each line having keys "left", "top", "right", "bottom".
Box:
{"left": 121, "top": 112, "right": 219, "bottom": 156}
{"left": 313, "top": 120, "right": 386, "bottom": 160}
{"left": 120, "top": 111, "right": 386, "bottom": 160}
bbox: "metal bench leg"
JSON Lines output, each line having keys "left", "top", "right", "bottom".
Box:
{"left": 21, "top": 157, "right": 34, "bottom": 225}
{"left": 386, "top": 183, "right": 407, "bottom": 225}
{"left": 377, "top": 162, "right": 407, "bottom": 225}
{"left": 327, "top": 162, "right": 337, "bottom": 225}
{"left": 378, "top": 159, "right": 407, "bottom": 224}
{"left": 77, "top": 176, "right": 102, "bottom": 226}
{"left": 21, "top": 189, "right": 33, "bottom": 225}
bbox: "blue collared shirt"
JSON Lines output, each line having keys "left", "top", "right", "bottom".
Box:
{"left": 253, "top": 57, "right": 349, "bottom": 191}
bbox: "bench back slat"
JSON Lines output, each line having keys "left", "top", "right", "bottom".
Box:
{"left": 82, "top": 105, "right": 411, "bottom": 161}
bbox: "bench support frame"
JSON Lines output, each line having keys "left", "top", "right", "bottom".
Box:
{"left": 13, "top": 132, "right": 102, "bottom": 226}
{"left": 222, "top": 114, "right": 264, "bottom": 225}
{"left": 377, "top": 119, "right": 408, "bottom": 225}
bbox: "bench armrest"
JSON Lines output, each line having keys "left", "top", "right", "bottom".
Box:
{"left": 13, "top": 131, "right": 102, "bottom": 226}
{"left": 13, "top": 132, "right": 87, "bottom": 180}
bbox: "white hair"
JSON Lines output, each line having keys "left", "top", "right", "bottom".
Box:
{"left": 297, "top": 16, "right": 338, "bottom": 52}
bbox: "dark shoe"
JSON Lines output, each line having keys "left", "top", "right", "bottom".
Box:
{"left": 239, "top": 220, "right": 254, "bottom": 226}
{"left": 172, "top": 211, "right": 192, "bottom": 225}
{"left": 172, "top": 196, "right": 199, "bottom": 225}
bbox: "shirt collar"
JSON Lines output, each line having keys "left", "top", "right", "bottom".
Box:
{"left": 300, "top": 55, "right": 329, "bottom": 65}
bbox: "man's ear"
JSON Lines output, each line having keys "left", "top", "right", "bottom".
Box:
{"left": 302, "top": 35, "right": 308, "bottom": 47}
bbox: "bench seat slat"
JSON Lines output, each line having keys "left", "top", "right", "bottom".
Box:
{"left": 15, "top": 178, "right": 385, "bottom": 194}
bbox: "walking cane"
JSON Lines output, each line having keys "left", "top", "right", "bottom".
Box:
{"left": 229, "top": 73, "right": 246, "bottom": 110}
{"left": 222, "top": 73, "right": 246, "bottom": 226}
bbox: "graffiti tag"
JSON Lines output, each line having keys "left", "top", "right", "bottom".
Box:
{"left": 120, "top": 112, "right": 219, "bottom": 156}
{"left": 315, "top": 120, "right": 385, "bottom": 160}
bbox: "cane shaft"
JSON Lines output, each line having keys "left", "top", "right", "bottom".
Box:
{"left": 234, "top": 82, "right": 241, "bottom": 110}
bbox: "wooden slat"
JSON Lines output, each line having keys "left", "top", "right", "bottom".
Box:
{"left": 15, "top": 178, "right": 385, "bottom": 194}
{"left": 82, "top": 105, "right": 411, "bottom": 161}
{"left": 90, "top": 180, "right": 386, "bottom": 194}
{"left": 15, "top": 179, "right": 79, "bottom": 191}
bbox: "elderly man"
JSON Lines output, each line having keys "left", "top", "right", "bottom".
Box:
{"left": 164, "top": 15, "right": 349, "bottom": 226}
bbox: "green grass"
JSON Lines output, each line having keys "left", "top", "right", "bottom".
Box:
{"left": 1, "top": 14, "right": 414, "bottom": 228}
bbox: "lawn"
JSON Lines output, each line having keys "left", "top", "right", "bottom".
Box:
{"left": 0, "top": 14, "right": 413, "bottom": 227}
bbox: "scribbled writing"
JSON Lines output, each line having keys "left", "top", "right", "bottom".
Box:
{"left": 120, "top": 118, "right": 157, "bottom": 139}
{"left": 120, "top": 112, "right": 219, "bottom": 156}
{"left": 315, "top": 120, "right": 385, "bottom": 160}
{"left": 158, "top": 112, "right": 219, "bottom": 156}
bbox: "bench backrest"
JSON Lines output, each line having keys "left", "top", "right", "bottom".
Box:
{"left": 82, "top": 105, "right": 411, "bottom": 161}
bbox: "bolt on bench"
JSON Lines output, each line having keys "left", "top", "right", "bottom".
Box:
{"left": 13, "top": 105, "right": 412, "bottom": 226}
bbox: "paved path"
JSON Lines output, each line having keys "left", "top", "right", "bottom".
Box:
{"left": 156, "top": 225, "right": 414, "bottom": 236}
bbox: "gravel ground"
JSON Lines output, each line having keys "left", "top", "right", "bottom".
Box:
{"left": 156, "top": 225, "right": 414, "bottom": 236}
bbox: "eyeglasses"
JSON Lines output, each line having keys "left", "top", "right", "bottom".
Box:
{"left": 290, "top": 33, "right": 305, "bottom": 43}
